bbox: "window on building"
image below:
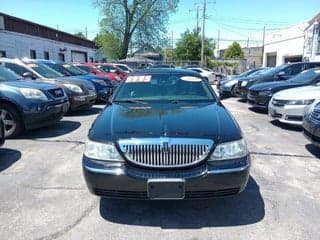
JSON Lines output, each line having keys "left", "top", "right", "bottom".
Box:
{"left": 44, "top": 51, "right": 50, "bottom": 60}
{"left": 58, "top": 53, "right": 65, "bottom": 62}
{"left": 30, "top": 50, "right": 37, "bottom": 59}
{"left": 0, "top": 51, "right": 6, "bottom": 57}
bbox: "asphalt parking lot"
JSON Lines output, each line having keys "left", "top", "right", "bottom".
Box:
{"left": 1, "top": 96, "right": 320, "bottom": 240}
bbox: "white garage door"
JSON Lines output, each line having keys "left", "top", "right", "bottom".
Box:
{"left": 71, "top": 51, "right": 87, "bottom": 63}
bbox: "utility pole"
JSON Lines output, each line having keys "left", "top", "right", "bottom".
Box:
{"left": 171, "top": 31, "right": 174, "bottom": 62}
{"left": 189, "top": 6, "right": 200, "bottom": 34}
{"left": 247, "top": 37, "right": 249, "bottom": 48}
{"left": 56, "top": 24, "right": 59, "bottom": 30}
{"left": 201, "top": 0, "right": 206, "bottom": 66}
{"left": 85, "top": 27, "right": 88, "bottom": 39}
{"left": 262, "top": 26, "right": 266, "bottom": 66}
{"left": 217, "top": 30, "right": 220, "bottom": 58}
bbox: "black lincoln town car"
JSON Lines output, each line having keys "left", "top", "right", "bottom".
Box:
{"left": 83, "top": 68, "right": 250, "bottom": 200}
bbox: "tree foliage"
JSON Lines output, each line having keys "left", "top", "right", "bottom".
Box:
{"left": 95, "top": 33, "right": 122, "bottom": 60}
{"left": 174, "top": 30, "right": 215, "bottom": 61}
{"left": 223, "top": 42, "right": 244, "bottom": 59}
{"left": 74, "top": 32, "right": 86, "bottom": 39}
{"left": 94, "top": 0, "right": 179, "bottom": 59}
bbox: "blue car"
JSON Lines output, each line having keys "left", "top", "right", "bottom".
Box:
{"left": 0, "top": 66, "right": 69, "bottom": 138}
{"left": 36, "top": 60, "right": 115, "bottom": 102}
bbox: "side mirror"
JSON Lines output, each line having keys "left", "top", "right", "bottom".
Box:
{"left": 276, "top": 71, "right": 288, "bottom": 79}
{"left": 22, "top": 72, "right": 36, "bottom": 80}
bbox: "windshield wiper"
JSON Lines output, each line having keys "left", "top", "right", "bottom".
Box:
{"left": 114, "top": 99, "right": 147, "bottom": 104}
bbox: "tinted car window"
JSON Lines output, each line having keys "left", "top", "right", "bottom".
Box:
{"left": 289, "top": 68, "right": 320, "bottom": 83}
{"left": 283, "top": 64, "right": 304, "bottom": 75}
{"left": 26, "top": 63, "right": 64, "bottom": 78}
{"left": 78, "top": 66, "right": 91, "bottom": 73}
{"left": 306, "top": 62, "right": 320, "bottom": 69}
{"left": 115, "top": 74, "right": 215, "bottom": 101}
{"left": 4, "top": 63, "right": 29, "bottom": 76}
{"left": 62, "top": 64, "right": 87, "bottom": 75}
{"left": 0, "top": 66, "right": 21, "bottom": 81}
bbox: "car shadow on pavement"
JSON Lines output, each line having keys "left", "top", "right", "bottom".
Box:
{"left": 0, "top": 148, "right": 21, "bottom": 172}
{"left": 248, "top": 107, "right": 268, "bottom": 114}
{"left": 65, "top": 107, "right": 103, "bottom": 117}
{"left": 99, "top": 176, "right": 265, "bottom": 228}
{"left": 270, "top": 120, "right": 302, "bottom": 132}
{"left": 305, "top": 144, "right": 320, "bottom": 158}
{"left": 17, "top": 120, "right": 81, "bottom": 139}
{"left": 237, "top": 98, "right": 247, "bottom": 103}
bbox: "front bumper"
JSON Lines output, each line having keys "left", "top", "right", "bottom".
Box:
{"left": 83, "top": 156, "right": 250, "bottom": 200}
{"left": 302, "top": 117, "right": 320, "bottom": 147}
{"left": 219, "top": 85, "right": 234, "bottom": 98}
{"left": 24, "top": 100, "right": 70, "bottom": 130}
{"left": 247, "top": 94, "right": 270, "bottom": 109}
{"left": 69, "top": 94, "right": 97, "bottom": 111}
{"left": 269, "top": 103, "right": 308, "bottom": 125}
{"left": 234, "top": 86, "right": 248, "bottom": 99}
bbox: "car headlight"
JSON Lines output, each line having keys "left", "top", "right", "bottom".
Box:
{"left": 92, "top": 79, "right": 107, "bottom": 86}
{"left": 84, "top": 139, "right": 124, "bottom": 162}
{"left": 258, "top": 90, "right": 273, "bottom": 96}
{"left": 63, "top": 84, "right": 83, "bottom": 93}
{"left": 287, "top": 99, "right": 315, "bottom": 105}
{"left": 209, "top": 139, "right": 248, "bottom": 161}
{"left": 20, "top": 88, "right": 48, "bottom": 100}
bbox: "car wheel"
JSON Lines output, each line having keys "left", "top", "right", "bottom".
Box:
{"left": 0, "top": 104, "right": 23, "bottom": 138}
{"left": 231, "top": 85, "right": 237, "bottom": 97}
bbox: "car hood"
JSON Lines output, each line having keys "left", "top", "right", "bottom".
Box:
{"left": 273, "top": 86, "right": 320, "bottom": 100}
{"left": 0, "top": 80, "right": 59, "bottom": 90}
{"left": 70, "top": 75, "right": 110, "bottom": 81}
{"left": 90, "top": 102, "right": 242, "bottom": 144}
{"left": 250, "top": 80, "right": 303, "bottom": 91}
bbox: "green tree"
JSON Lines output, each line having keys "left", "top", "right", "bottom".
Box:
{"left": 223, "top": 42, "right": 244, "bottom": 59}
{"left": 94, "top": 0, "right": 179, "bottom": 59}
{"left": 174, "top": 29, "right": 215, "bottom": 61}
{"left": 95, "top": 33, "right": 122, "bottom": 60}
{"left": 74, "top": 32, "right": 86, "bottom": 39}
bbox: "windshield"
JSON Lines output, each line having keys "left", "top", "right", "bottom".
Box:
{"left": 26, "top": 63, "right": 64, "bottom": 78}
{"left": 115, "top": 73, "right": 216, "bottom": 102}
{"left": 289, "top": 68, "right": 320, "bottom": 83}
{"left": 61, "top": 64, "right": 88, "bottom": 75}
{"left": 117, "top": 65, "right": 130, "bottom": 72}
{"left": 0, "top": 66, "right": 21, "bottom": 81}
{"left": 262, "top": 64, "right": 288, "bottom": 75}
{"left": 44, "top": 63, "right": 70, "bottom": 75}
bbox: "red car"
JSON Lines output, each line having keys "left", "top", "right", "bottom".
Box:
{"left": 75, "top": 63, "right": 122, "bottom": 83}
{"left": 95, "top": 63, "right": 128, "bottom": 80}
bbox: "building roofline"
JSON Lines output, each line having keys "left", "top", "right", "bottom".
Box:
{"left": 0, "top": 12, "right": 95, "bottom": 48}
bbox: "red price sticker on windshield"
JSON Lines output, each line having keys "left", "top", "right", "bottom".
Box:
{"left": 126, "top": 75, "right": 151, "bottom": 83}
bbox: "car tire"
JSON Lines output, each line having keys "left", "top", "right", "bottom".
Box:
{"left": 0, "top": 103, "right": 24, "bottom": 138}
{"left": 231, "top": 85, "right": 236, "bottom": 97}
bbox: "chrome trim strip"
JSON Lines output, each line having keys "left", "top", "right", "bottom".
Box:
{"left": 84, "top": 163, "right": 250, "bottom": 175}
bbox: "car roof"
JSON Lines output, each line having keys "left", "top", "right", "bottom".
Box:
{"left": 133, "top": 68, "right": 201, "bottom": 75}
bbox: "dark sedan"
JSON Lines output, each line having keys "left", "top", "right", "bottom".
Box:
{"left": 303, "top": 102, "right": 320, "bottom": 148}
{"left": 83, "top": 68, "right": 250, "bottom": 200}
{"left": 236, "top": 62, "right": 320, "bottom": 100}
{"left": 0, "top": 66, "right": 69, "bottom": 137}
{"left": 247, "top": 68, "right": 320, "bottom": 109}
{"left": 0, "top": 118, "right": 4, "bottom": 146}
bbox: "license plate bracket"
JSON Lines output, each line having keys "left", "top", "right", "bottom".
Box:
{"left": 147, "top": 179, "right": 185, "bottom": 200}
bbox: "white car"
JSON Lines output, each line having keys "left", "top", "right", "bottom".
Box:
{"left": 269, "top": 85, "right": 320, "bottom": 125}
{"left": 187, "top": 67, "right": 216, "bottom": 84}
{"left": 113, "top": 63, "right": 133, "bottom": 73}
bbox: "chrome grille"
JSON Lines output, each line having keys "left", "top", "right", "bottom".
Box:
{"left": 310, "top": 106, "right": 320, "bottom": 122}
{"left": 118, "top": 138, "right": 214, "bottom": 168}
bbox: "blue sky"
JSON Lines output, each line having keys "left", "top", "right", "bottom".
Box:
{"left": 1, "top": 0, "right": 319, "bottom": 49}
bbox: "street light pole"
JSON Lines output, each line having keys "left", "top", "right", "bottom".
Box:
{"left": 201, "top": 0, "right": 206, "bottom": 66}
